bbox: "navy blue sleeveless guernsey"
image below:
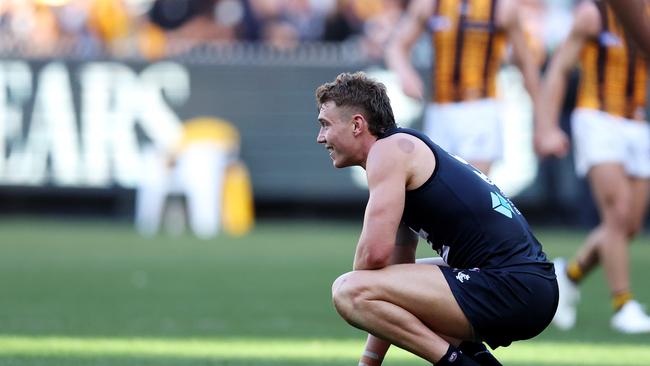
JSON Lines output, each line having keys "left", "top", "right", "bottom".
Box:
{"left": 380, "top": 128, "right": 551, "bottom": 272}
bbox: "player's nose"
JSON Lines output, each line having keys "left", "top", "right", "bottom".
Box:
{"left": 316, "top": 129, "right": 326, "bottom": 144}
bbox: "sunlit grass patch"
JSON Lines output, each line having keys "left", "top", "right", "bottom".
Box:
{"left": 1, "top": 336, "right": 650, "bottom": 365}
{"left": 0, "top": 336, "right": 363, "bottom": 360}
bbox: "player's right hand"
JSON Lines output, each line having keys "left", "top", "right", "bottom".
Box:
{"left": 534, "top": 127, "right": 570, "bottom": 158}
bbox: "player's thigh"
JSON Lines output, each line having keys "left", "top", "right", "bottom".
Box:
{"left": 341, "top": 264, "right": 473, "bottom": 339}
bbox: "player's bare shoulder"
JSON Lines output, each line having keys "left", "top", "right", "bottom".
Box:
{"left": 494, "top": 0, "right": 516, "bottom": 30}
{"left": 372, "top": 133, "right": 418, "bottom": 156}
{"left": 572, "top": 1, "right": 601, "bottom": 38}
{"left": 373, "top": 133, "right": 435, "bottom": 190}
{"left": 368, "top": 133, "right": 415, "bottom": 168}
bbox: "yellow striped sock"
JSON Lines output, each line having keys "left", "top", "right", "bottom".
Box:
{"left": 613, "top": 292, "right": 633, "bottom": 312}
{"left": 566, "top": 260, "right": 584, "bottom": 284}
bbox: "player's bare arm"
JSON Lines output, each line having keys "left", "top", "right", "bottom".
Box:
{"left": 354, "top": 138, "right": 412, "bottom": 271}
{"left": 534, "top": 2, "right": 600, "bottom": 158}
{"left": 385, "top": 0, "right": 434, "bottom": 100}
{"left": 352, "top": 137, "right": 415, "bottom": 366}
{"left": 498, "top": 0, "right": 541, "bottom": 106}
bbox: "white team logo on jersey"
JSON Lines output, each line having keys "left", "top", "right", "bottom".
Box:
{"left": 599, "top": 31, "right": 623, "bottom": 47}
{"left": 456, "top": 271, "right": 470, "bottom": 283}
{"left": 448, "top": 351, "right": 458, "bottom": 362}
{"left": 428, "top": 16, "right": 451, "bottom": 31}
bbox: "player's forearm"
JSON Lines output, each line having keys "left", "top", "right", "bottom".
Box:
{"left": 353, "top": 245, "right": 392, "bottom": 270}
{"left": 518, "top": 55, "right": 542, "bottom": 108}
{"left": 386, "top": 40, "right": 418, "bottom": 80}
{"left": 354, "top": 218, "right": 401, "bottom": 270}
{"left": 509, "top": 27, "right": 542, "bottom": 108}
{"left": 354, "top": 238, "right": 416, "bottom": 270}
{"left": 535, "top": 67, "right": 566, "bottom": 133}
{"left": 359, "top": 334, "right": 390, "bottom": 366}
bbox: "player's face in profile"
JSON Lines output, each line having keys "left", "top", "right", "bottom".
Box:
{"left": 317, "top": 101, "right": 355, "bottom": 168}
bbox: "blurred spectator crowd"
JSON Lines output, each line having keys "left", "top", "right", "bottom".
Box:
{"left": 0, "top": 0, "right": 408, "bottom": 60}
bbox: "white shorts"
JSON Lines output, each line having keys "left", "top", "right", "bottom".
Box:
{"left": 571, "top": 108, "right": 650, "bottom": 178}
{"left": 423, "top": 99, "right": 503, "bottom": 162}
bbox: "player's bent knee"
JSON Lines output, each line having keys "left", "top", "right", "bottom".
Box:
{"left": 331, "top": 271, "right": 373, "bottom": 323}
{"left": 331, "top": 272, "right": 354, "bottom": 318}
{"left": 331, "top": 272, "right": 351, "bottom": 299}
{"left": 604, "top": 202, "right": 631, "bottom": 231}
{"left": 626, "top": 220, "right": 643, "bottom": 239}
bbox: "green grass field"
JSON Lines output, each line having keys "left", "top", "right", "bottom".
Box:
{"left": 1, "top": 218, "right": 649, "bottom": 365}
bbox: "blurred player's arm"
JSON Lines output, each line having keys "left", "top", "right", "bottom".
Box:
{"left": 385, "top": 0, "right": 433, "bottom": 100}
{"left": 534, "top": 2, "right": 599, "bottom": 158}
{"left": 501, "top": 0, "right": 541, "bottom": 107}
{"left": 607, "top": 0, "right": 650, "bottom": 57}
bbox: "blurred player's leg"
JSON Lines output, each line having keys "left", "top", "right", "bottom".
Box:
{"left": 551, "top": 257, "right": 580, "bottom": 330}
{"left": 135, "top": 148, "right": 171, "bottom": 236}
{"left": 610, "top": 177, "right": 650, "bottom": 333}
{"left": 180, "top": 144, "right": 228, "bottom": 239}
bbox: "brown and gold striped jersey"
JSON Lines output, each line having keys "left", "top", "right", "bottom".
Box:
{"left": 427, "top": 0, "right": 507, "bottom": 103}
{"left": 576, "top": 1, "right": 648, "bottom": 120}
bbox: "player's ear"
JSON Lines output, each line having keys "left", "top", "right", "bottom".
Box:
{"left": 351, "top": 114, "right": 366, "bottom": 136}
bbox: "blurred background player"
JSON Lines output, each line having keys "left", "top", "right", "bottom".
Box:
{"left": 386, "top": 0, "right": 540, "bottom": 174}
{"left": 535, "top": 0, "right": 650, "bottom": 333}
{"left": 135, "top": 117, "right": 254, "bottom": 239}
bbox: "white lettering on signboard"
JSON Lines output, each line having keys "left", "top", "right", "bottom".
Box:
{"left": 0, "top": 61, "right": 189, "bottom": 187}
{"left": 0, "top": 61, "right": 32, "bottom": 184}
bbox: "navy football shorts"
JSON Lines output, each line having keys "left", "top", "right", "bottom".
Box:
{"left": 440, "top": 263, "right": 559, "bottom": 349}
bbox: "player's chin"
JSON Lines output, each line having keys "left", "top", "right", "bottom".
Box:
{"left": 333, "top": 159, "right": 355, "bottom": 169}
